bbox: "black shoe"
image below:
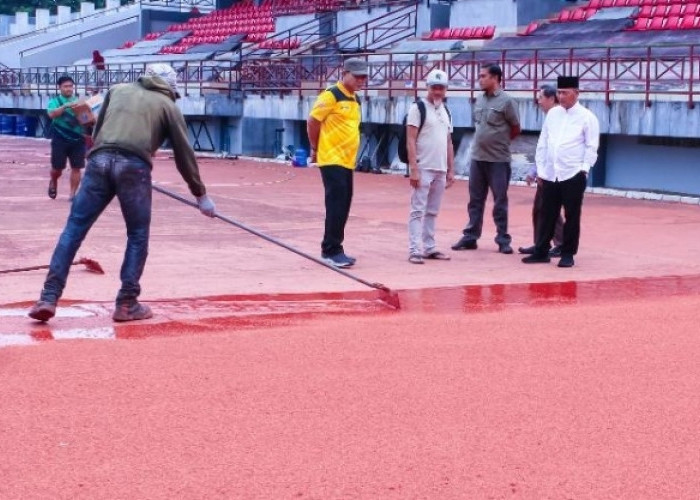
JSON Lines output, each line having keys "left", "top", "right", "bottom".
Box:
{"left": 451, "top": 237, "right": 478, "bottom": 251}
{"left": 518, "top": 245, "right": 536, "bottom": 255}
{"left": 522, "top": 254, "right": 551, "bottom": 264}
{"left": 558, "top": 255, "right": 575, "bottom": 268}
{"left": 345, "top": 254, "right": 357, "bottom": 265}
{"left": 498, "top": 244, "right": 513, "bottom": 255}
{"left": 549, "top": 246, "right": 562, "bottom": 258}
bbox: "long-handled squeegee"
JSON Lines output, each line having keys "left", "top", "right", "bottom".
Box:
{"left": 152, "top": 184, "right": 400, "bottom": 309}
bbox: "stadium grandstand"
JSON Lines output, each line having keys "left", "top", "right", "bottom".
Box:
{"left": 1, "top": 0, "right": 699, "bottom": 195}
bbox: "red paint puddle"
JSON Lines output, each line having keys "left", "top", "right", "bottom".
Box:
{"left": 398, "top": 274, "right": 700, "bottom": 313}
{"left": 2, "top": 274, "right": 700, "bottom": 348}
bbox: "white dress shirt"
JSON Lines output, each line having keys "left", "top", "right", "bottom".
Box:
{"left": 535, "top": 102, "right": 600, "bottom": 182}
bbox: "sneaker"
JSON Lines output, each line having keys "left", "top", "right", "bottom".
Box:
{"left": 408, "top": 254, "right": 424, "bottom": 264}
{"left": 322, "top": 253, "right": 354, "bottom": 268}
{"left": 345, "top": 254, "right": 357, "bottom": 265}
{"left": 451, "top": 236, "right": 478, "bottom": 251}
{"left": 112, "top": 302, "right": 153, "bottom": 322}
{"left": 518, "top": 245, "right": 536, "bottom": 255}
{"left": 28, "top": 301, "right": 56, "bottom": 322}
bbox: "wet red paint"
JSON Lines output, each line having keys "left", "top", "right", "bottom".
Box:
{"left": 3, "top": 274, "right": 700, "bottom": 347}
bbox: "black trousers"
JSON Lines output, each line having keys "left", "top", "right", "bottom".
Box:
{"left": 320, "top": 165, "right": 353, "bottom": 257}
{"left": 533, "top": 182, "right": 564, "bottom": 247}
{"left": 535, "top": 172, "right": 587, "bottom": 257}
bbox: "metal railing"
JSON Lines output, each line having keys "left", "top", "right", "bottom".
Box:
{"left": 3, "top": 42, "right": 700, "bottom": 107}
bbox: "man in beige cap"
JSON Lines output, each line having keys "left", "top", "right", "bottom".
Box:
{"left": 29, "top": 63, "right": 216, "bottom": 323}
{"left": 307, "top": 58, "right": 368, "bottom": 268}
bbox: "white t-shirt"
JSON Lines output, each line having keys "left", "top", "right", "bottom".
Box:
{"left": 407, "top": 99, "right": 453, "bottom": 172}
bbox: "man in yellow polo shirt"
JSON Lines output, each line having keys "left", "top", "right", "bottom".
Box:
{"left": 307, "top": 58, "right": 367, "bottom": 268}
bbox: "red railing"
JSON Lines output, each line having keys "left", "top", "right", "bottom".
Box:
{"left": 3, "top": 42, "right": 700, "bottom": 108}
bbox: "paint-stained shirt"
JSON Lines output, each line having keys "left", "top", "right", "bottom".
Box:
{"left": 47, "top": 94, "right": 84, "bottom": 142}
{"left": 309, "top": 82, "right": 361, "bottom": 170}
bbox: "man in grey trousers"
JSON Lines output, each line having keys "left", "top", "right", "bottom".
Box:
{"left": 406, "top": 69, "right": 455, "bottom": 264}
{"left": 452, "top": 63, "right": 521, "bottom": 254}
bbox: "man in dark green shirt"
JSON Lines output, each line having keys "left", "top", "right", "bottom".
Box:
{"left": 46, "top": 75, "right": 86, "bottom": 200}
{"left": 29, "top": 63, "right": 216, "bottom": 323}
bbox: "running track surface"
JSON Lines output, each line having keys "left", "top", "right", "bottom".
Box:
{"left": 2, "top": 136, "right": 700, "bottom": 498}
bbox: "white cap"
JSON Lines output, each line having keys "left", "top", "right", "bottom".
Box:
{"left": 426, "top": 69, "right": 449, "bottom": 88}
{"left": 144, "top": 63, "right": 180, "bottom": 98}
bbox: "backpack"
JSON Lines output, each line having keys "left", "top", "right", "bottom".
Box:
{"left": 398, "top": 99, "right": 452, "bottom": 164}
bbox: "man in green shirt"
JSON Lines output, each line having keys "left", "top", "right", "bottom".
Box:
{"left": 46, "top": 75, "right": 87, "bottom": 201}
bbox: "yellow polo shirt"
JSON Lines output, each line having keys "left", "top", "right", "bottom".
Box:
{"left": 309, "top": 82, "right": 362, "bottom": 170}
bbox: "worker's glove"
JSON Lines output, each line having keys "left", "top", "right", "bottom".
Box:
{"left": 197, "top": 194, "right": 216, "bottom": 218}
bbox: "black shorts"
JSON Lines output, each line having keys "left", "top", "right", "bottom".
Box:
{"left": 51, "top": 135, "right": 86, "bottom": 170}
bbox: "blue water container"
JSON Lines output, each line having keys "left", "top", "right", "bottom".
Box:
{"left": 15, "top": 115, "right": 38, "bottom": 137}
{"left": 292, "top": 148, "right": 308, "bottom": 167}
{"left": 0, "top": 114, "right": 17, "bottom": 135}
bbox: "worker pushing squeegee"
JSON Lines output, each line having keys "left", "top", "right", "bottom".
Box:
{"left": 28, "top": 63, "right": 216, "bottom": 323}
{"left": 28, "top": 62, "right": 398, "bottom": 324}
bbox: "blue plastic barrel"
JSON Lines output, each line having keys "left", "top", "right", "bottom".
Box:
{"left": 0, "top": 114, "right": 16, "bottom": 135}
{"left": 292, "top": 148, "right": 308, "bottom": 167}
{"left": 15, "top": 115, "right": 38, "bottom": 137}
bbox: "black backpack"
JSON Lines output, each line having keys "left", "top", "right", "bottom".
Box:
{"left": 397, "top": 99, "right": 452, "bottom": 164}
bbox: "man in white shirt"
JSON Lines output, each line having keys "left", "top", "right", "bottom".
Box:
{"left": 522, "top": 76, "right": 600, "bottom": 268}
{"left": 406, "top": 69, "right": 455, "bottom": 264}
{"left": 518, "top": 85, "right": 565, "bottom": 257}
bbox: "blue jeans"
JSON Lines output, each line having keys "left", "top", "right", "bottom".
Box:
{"left": 40, "top": 150, "right": 152, "bottom": 305}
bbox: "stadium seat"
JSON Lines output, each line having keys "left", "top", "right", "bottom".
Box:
{"left": 558, "top": 9, "right": 573, "bottom": 22}
{"left": 638, "top": 5, "right": 654, "bottom": 17}
{"left": 630, "top": 16, "right": 649, "bottom": 30}
{"left": 483, "top": 25, "right": 496, "bottom": 39}
{"left": 571, "top": 8, "right": 588, "bottom": 21}
{"left": 521, "top": 21, "right": 539, "bottom": 36}
{"left": 668, "top": 3, "right": 684, "bottom": 16}
{"left": 602, "top": 0, "right": 615, "bottom": 7}
{"left": 648, "top": 16, "right": 665, "bottom": 30}
{"left": 666, "top": 15, "right": 681, "bottom": 29}
{"left": 472, "top": 26, "right": 486, "bottom": 38}
{"left": 680, "top": 14, "right": 699, "bottom": 29}
{"left": 588, "top": 0, "right": 604, "bottom": 8}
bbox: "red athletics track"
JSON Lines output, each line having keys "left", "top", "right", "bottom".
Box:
{"left": 1, "top": 136, "right": 700, "bottom": 498}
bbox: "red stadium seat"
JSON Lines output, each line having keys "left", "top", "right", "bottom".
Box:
{"left": 520, "top": 21, "right": 537, "bottom": 36}
{"left": 626, "top": 0, "right": 641, "bottom": 5}
{"left": 666, "top": 15, "right": 681, "bottom": 29}
{"left": 680, "top": 14, "right": 698, "bottom": 29}
{"left": 588, "top": 0, "right": 604, "bottom": 8}
{"left": 558, "top": 9, "right": 573, "bottom": 22}
{"left": 638, "top": 5, "right": 654, "bottom": 17}
{"left": 602, "top": 0, "right": 615, "bottom": 7}
{"left": 483, "top": 25, "right": 495, "bottom": 39}
{"left": 630, "top": 16, "right": 649, "bottom": 29}
{"left": 648, "top": 16, "right": 665, "bottom": 30}
{"left": 471, "top": 26, "right": 485, "bottom": 38}
{"left": 571, "top": 8, "right": 588, "bottom": 21}
{"left": 668, "top": 3, "right": 684, "bottom": 16}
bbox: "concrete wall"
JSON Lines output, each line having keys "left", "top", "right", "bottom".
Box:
{"left": 0, "top": 3, "right": 141, "bottom": 67}
{"left": 516, "top": 0, "right": 581, "bottom": 26}
{"left": 140, "top": 9, "right": 193, "bottom": 35}
{"left": 274, "top": 14, "right": 316, "bottom": 34}
{"left": 21, "top": 20, "right": 140, "bottom": 67}
{"left": 450, "top": 0, "right": 517, "bottom": 29}
{"left": 606, "top": 135, "right": 700, "bottom": 195}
